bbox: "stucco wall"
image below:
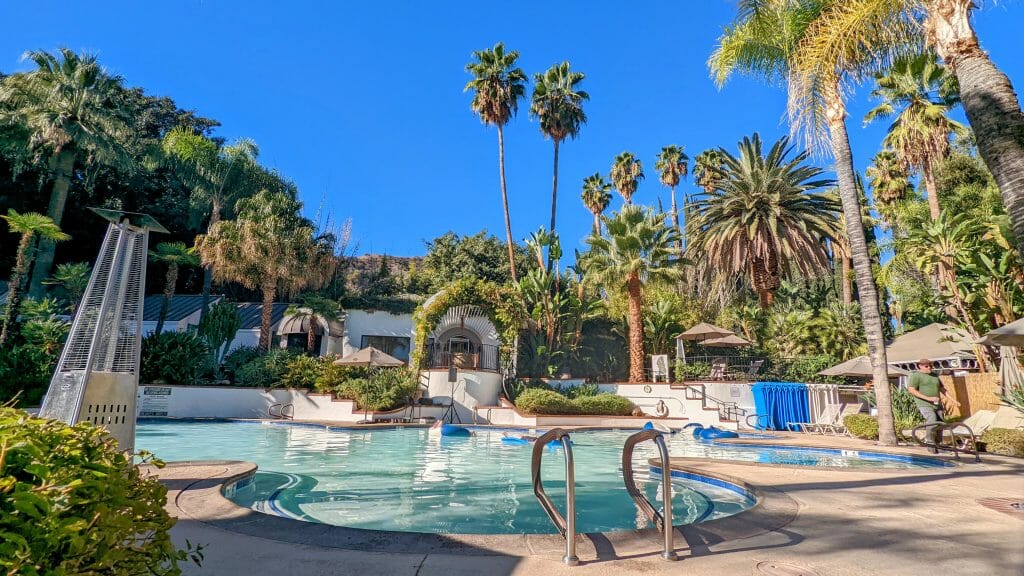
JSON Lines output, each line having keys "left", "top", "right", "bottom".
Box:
{"left": 342, "top": 310, "right": 415, "bottom": 357}
{"left": 420, "top": 369, "right": 503, "bottom": 422}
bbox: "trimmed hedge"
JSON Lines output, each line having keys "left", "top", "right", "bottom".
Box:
{"left": 0, "top": 407, "right": 200, "bottom": 574}
{"left": 844, "top": 414, "right": 879, "bottom": 440}
{"left": 140, "top": 331, "right": 211, "bottom": 385}
{"left": 515, "top": 388, "right": 634, "bottom": 416}
{"left": 980, "top": 428, "right": 1024, "bottom": 457}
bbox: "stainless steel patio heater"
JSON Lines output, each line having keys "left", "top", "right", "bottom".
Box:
{"left": 39, "top": 209, "right": 167, "bottom": 452}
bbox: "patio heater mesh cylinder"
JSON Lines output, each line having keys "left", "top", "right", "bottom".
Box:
{"left": 39, "top": 210, "right": 165, "bottom": 452}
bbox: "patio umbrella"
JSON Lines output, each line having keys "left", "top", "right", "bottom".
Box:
{"left": 818, "top": 356, "right": 910, "bottom": 378}
{"left": 333, "top": 346, "right": 405, "bottom": 367}
{"left": 977, "top": 317, "right": 1024, "bottom": 348}
{"left": 702, "top": 334, "right": 750, "bottom": 348}
{"left": 997, "top": 346, "right": 1023, "bottom": 397}
{"left": 675, "top": 322, "right": 735, "bottom": 363}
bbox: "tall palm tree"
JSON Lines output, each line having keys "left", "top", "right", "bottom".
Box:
{"left": 585, "top": 205, "right": 681, "bottom": 382}
{"left": 1, "top": 210, "right": 69, "bottom": 345}
{"left": 0, "top": 49, "right": 133, "bottom": 296}
{"left": 465, "top": 42, "right": 527, "bottom": 282}
{"left": 610, "top": 152, "right": 644, "bottom": 205}
{"left": 43, "top": 262, "right": 91, "bottom": 316}
{"left": 195, "top": 190, "right": 336, "bottom": 351}
{"left": 693, "top": 149, "right": 728, "bottom": 195}
{"left": 710, "top": 0, "right": 915, "bottom": 445}
{"left": 655, "top": 145, "right": 690, "bottom": 250}
{"left": 580, "top": 173, "right": 612, "bottom": 236}
{"left": 285, "top": 294, "right": 343, "bottom": 354}
{"left": 161, "top": 126, "right": 274, "bottom": 318}
{"left": 864, "top": 52, "right": 963, "bottom": 220}
{"left": 919, "top": 0, "right": 1024, "bottom": 255}
{"left": 530, "top": 62, "right": 588, "bottom": 244}
{"left": 691, "top": 134, "right": 840, "bottom": 308}
{"left": 148, "top": 242, "right": 200, "bottom": 335}
{"left": 866, "top": 149, "right": 915, "bottom": 225}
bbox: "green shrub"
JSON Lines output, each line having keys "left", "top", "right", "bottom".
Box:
{"left": 234, "top": 349, "right": 297, "bottom": 388}
{"left": 0, "top": 407, "right": 201, "bottom": 574}
{"left": 223, "top": 346, "right": 261, "bottom": 377}
{"left": 980, "top": 428, "right": 1024, "bottom": 457}
{"left": 844, "top": 414, "right": 879, "bottom": 440}
{"left": 515, "top": 388, "right": 577, "bottom": 415}
{"left": 338, "top": 368, "right": 419, "bottom": 411}
{"left": 555, "top": 382, "right": 600, "bottom": 399}
{"left": 141, "top": 331, "right": 212, "bottom": 385}
{"left": 572, "top": 393, "right": 634, "bottom": 416}
{"left": 0, "top": 345, "right": 58, "bottom": 406}
{"left": 280, "top": 355, "right": 328, "bottom": 389}
{"left": 674, "top": 360, "right": 710, "bottom": 382}
{"left": 314, "top": 363, "right": 371, "bottom": 394}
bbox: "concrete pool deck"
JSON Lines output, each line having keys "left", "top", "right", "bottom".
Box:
{"left": 154, "top": 432, "right": 1024, "bottom": 576}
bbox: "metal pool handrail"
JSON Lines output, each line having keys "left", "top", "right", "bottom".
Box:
{"left": 621, "top": 429, "right": 678, "bottom": 561}
{"left": 910, "top": 421, "right": 981, "bottom": 463}
{"left": 531, "top": 428, "right": 578, "bottom": 566}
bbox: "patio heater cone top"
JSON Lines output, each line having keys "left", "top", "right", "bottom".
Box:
{"left": 89, "top": 207, "right": 170, "bottom": 233}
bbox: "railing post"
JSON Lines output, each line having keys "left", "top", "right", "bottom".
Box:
{"left": 621, "top": 430, "right": 677, "bottom": 561}
{"left": 562, "top": 435, "right": 578, "bottom": 566}
{"left": 654, "top": 434, "right": 677, "bottom": 561}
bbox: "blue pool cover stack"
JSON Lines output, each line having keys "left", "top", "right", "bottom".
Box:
{"left": 751, "top": 382, "right": 811, "bottom": 431}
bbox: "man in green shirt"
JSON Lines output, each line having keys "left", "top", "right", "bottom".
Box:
{"left": 907, "top": 358, "right": 944, "bottom": 451}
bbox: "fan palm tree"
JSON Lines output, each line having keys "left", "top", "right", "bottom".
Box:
{"left": 1, "top": 210, "right": 69, "bottom": 345}
{"left": 865, "top": 52, "right": 963, "bottom": 220}
{"left": 585, "top": 205, "right": 681, "bottom": 382}
{"left": 161, "top": 126, "right": 275, "bottom": 318}
{"left": 610, "top": 152, "right": 644, "bottom": 205}
{"left": 693, "top": 149, "right": 728, "bottom": 195}
{"left": 0, "top": 49, "right": 133, "bottom": 295}
{"left": 530, "top": 62, "right": 588, "bottom": 243}
{"left": 148, "top": 242, "right": 201, "bottom": 335}
{"left": 691, "top": 134, "right": 840, "bottom": 308}
{"left": 866, "top": 149, "right": 915, "bottom": 225}
{"left": 195, "top": 190, "right": 336, "bottom": 351}
{"left": 710, "top": 0, "right": 915, "bottom": 446}
{"left": 918, "top": 0, "right": 1024, "bottom": 255}
{"left": 580, "top": 173, "right": 612, "bottom": 236}
{"left": 43, "top": 262, "right": 91, "bottom": 316}
{"left": 285, "top": 295, "right": 343, "bottom": 354}
{"left": 655, "top": 145, "right": 689, "bottom": 250}
{"left": 465, "top": 42, "right": 527, "bottom": 282}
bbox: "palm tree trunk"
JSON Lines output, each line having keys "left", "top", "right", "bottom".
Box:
{"left": 922, "top": 160, "right": 941, "bottom": 221}
{"left": 592, "top": 213, "right": 602, "bottom": 236}
{"left": 307, "top": 321, "right": 317, "bottom": 355}
{"left": 28, "top": 150, "right": 76, "bottom": 297}
{"left": 259, "top": 283, "right": 276, "bottom": 352}
{"left": 497, "top": 125, "right": 518, "bottom": 283}
{"left": 626, "top": 272, "right": 644, "bottom": 383}
{"left": 155, "top": 264, "right": 179, "bottom": 335}
{"left": 841, "top": 253, "right": 853, "bottom": 305}
{"left": 200, "top": 201, "right": 222, "bottom": 322}
{"left": 0, "top": 233, "right": 34, "bottom": 346}
{"left": 549, "top": 139, "right": 560, "bottom": 237}
{"left": 670, "top": 185, "right": 682, "bottom": 252}
{"left": 929, "top": 1, "right": 1024, "bottom": 254}
{"left": 826, "top": 92, "right": 897, "bottom": 447}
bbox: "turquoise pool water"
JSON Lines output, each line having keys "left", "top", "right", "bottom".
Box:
{"left": 136, "top": 421, "right": 948, "bottom": 535}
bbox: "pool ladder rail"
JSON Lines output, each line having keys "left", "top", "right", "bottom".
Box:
{"left": 622, "top": 429, "right": 678, "bottom": 561}
{"left": 268, "top": 403, "right": 294, "bottom": 420}
{"left": 909, "top": 421, "right": 981, "bottom": 463}
{"left": 530, "top": 428, "right": 579, "bottom": 566}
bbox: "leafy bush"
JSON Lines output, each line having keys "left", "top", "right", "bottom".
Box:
{"left": 572, "top": 393, "right": 634, "bottom": 416}
{"left": 223, "top": 346, "right": 261, "bottom": 377}
{"left": 844, "top": 414, "right": 879, "bottom": 440}
{"left": 234, "top": 349, "right": 297, "bottom": 388}
{"left": 674, "top": 360, "right": 710, "bottom": 382}
{"left": 980, "top": 428, "right": 1024, "bottom": 457}
{"left": 0, "top": 345, "right": 58, "bottom": 406}
{"left": 501, "top": 378, "right": 553, "bottom": 403}
{"left": 0, "top": 407, "right": 201, "bottom": 574}
{"left": 314, "top": 363, "right": 371, "bottom": 394}
{"left": 554, "top": 382, "right": 600, "bottom": 399}
{"left": 280, "top": 355, "right": 328, "bottom": 389}
{"left": 768, "top": 354, "right": 839, "bottom": 383}
{"left": 337, "top": 368, "right": 419, "bottom": 411}
{"left": 141, "top": 331, "right": 212, "bottom": 385}
{"left": 515, "top": 388, "right": 577, "bottom": 415}
{"left": 1001, "top": 381, "right": 1024, "bottom": 416}
{"left": 861, "top": 385, "right": 925, "bottom": 428}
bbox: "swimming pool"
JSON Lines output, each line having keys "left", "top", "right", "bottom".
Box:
{"left": 136, "top": 421, "right": 948, "bottom": 535}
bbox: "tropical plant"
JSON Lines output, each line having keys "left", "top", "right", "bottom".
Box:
{"left": 42, "top": 261, "right": 90, "bottom": 316}
{"left": 0, "top": 49, "right": 134, "bottom": 295}
{"left": 530, "top": 61, "right": 588, "bottom": 244}
{"left": 866, "top": 149, "right": 915, "bottom": 227}
{"left": 1, "top": 210, "right": 69, "bottom": 345}
{"left": 234, "top": 349, "right": 298, "bottom": 388}
{"left": 197, "top": 300, "right": 242, "bottom": 366}
{"left": 644, "top": 298, "right": 683, "bottom": 356}
{"left": 336, "top": 368, "right": 419, "bottom": 411}
{"left": 581, "top": 173, "right": 612, "bottom": 235}
{"left": 655, "top": 145, "right": 690, "bottom": 250}
{"left": 465, "top": 42, "right": 527, "bottom": 282}
{"left": 865, "top": 52, "right": 963, "bottom": 220}
{"left": 710, "top": 0, "right": 915, "bottom": 446}
{"left": 585, "top": 205, "right": 681, "bottom": 382}
{"left": 195, "top": 189, "right": 336, "bottom": 351}
{"left": 610, "top": 151, "right": 644, "bottom": 205}
{"left": 690, "top": 134, "right": 840, "bottom": 308}
{"left": 814, "top": 302, "right": 867, "bottom": 361}
{"left": 285, "top": 294, "right": 343, "bottom": 354}
{"left": 140, "top": 331, "right": 212, "bottom": 386}
{"left": 148, "top": 242, "right": 200, "bottom": 335}
{"left": 0, "top": 407, "right": 201, "bottom": 575}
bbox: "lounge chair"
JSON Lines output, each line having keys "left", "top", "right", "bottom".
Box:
{"left": 829, "top": 404, "right": 864, "bottom": 435}
{"left": 789, "top": 403, "right": 841, "bottom": 434}
{"left": 731, "top": 359, "right": 765, "bottom": 381}
{"left": 708, "top": 359, "right": 729, "bottom": 381}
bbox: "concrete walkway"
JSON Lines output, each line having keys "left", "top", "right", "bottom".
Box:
{"left": 157, "top": 435, "right": 1024, "bottom": 576}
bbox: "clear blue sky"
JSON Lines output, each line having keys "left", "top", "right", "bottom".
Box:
{"left": 4, "top": 1, "right": 1022, "bottom": 258}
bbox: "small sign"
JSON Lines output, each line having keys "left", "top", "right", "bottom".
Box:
{"left": 144, "top": 387, "right": 172, "bottom": 396}
{"left": 139, "top": 386, "right": 172, "bottom": 417}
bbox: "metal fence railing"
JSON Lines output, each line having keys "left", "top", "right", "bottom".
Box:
{"left": 424, "top": 343, "right": 501, "bottom": 373}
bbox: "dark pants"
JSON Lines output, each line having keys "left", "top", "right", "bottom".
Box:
{"left": 918, "top": 404, "right": 944, "bottom": 446}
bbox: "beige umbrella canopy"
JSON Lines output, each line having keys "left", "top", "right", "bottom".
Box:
{"left": 702, "top": 334, "right": 750, "bottom": 348}
{"left": 333, "top": 346, "right": 406, "bottom": 367}
{"left": 978, "top": 317, "right": 1024, "bottom": 348}
{"left": 676, "top": 322, "right": 734, "bottom": 341}
{"left": 819, "top": 356, "right": 910, "bottom": 378}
